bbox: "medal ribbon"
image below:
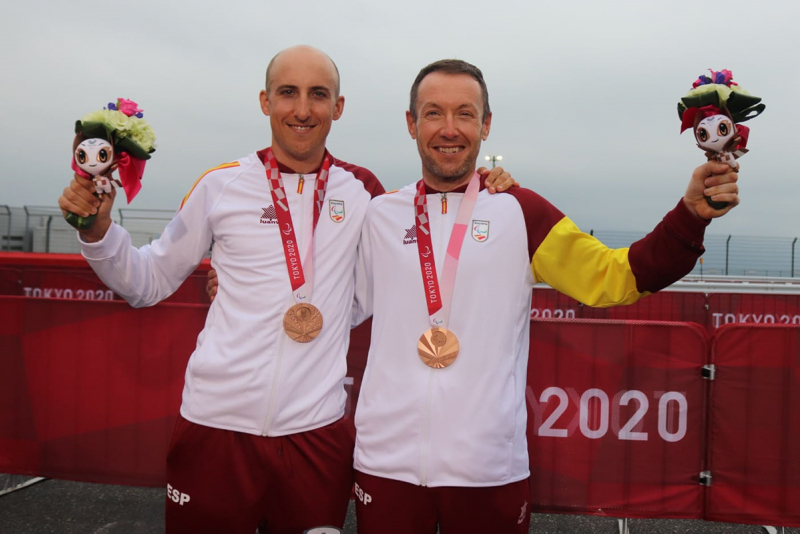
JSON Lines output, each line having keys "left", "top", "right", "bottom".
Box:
{"left": 415, "top": 173, "right": 480, "bottom": 328}
{"left": 265, "top": 148, "right": 331, "bottom": 303}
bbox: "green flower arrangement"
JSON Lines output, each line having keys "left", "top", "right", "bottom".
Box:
{"left": 66, "top": 99, "right": 157, "bottom": 230}
{"left": 76, "top": 99, "right": 156, "bottom": 160}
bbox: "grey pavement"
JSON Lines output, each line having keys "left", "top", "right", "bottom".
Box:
{"left": 0, "top": 476, "right": 795, "bottom": 534}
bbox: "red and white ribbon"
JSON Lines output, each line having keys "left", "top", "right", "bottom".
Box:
{"left": 264, "top": 148, "right": 331, "bottom": 303}
{"left": 414, "top": 173, "right": 479, "bottom": 328}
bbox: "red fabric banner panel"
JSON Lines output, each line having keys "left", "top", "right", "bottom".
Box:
{"left": 0, "top": 268, "right": 19, "bottom": 295}
{"left": 583, "top": 292, "right": 708, "bottom": 326}
{"left": 527, "top": 319, "right": 708, "bottom": 519}
{"left": 0, "top": 296, "right": 206, "bottom": 486}
{"left": 530, "top": 288, "right": 582, "bottom": 320}
{"left": 532, "top": 288, "right": 709, "bottom": 327}
{"left": 0, "top": 253, "right": 211, "bottom": 305}
{"left": 707, "top": 294, "right": 800, "bottom": 331}
{"left": 705, "top": 324, "right": 800, "bottom": 527}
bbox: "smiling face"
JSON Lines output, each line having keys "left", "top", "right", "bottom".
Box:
{"left": 406, "top": 72, "right": 491, "bottom": 190}
{"left": 259, "top": 46, "right": 344, "bottom": 173}
{"left": 75, "top": 138, "right": 114, "bottom": 176}
{"left": 695, "top": 114, "right": 735, "bottom": 151}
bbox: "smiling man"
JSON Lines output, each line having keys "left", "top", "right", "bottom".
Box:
{"left": 350, "top": 59, "right": 739, "bottom": 533}
{"left": 58, "top": 45, "right": 383, "bottom": 533}
{"left": 58, "top": 47, "right": 514, "bottom": 534}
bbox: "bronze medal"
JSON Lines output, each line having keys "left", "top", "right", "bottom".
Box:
{"left": 417, "top": 327, "right": 459, "bottom": 369}
{"left": 283, "top": 303, "right": 323, "bottom": 343}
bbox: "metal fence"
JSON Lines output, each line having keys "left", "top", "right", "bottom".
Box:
{"left": 1, "top": 205, "right": 798, "bottom": 278}
{"left": 591, "top": 229, "right": 799, "bottom": 278}
{"left": 0, "top": 206, "right": 10, "bottom": 251}
{"left": 0, "top": 206, "right": 175, "bottom": 253}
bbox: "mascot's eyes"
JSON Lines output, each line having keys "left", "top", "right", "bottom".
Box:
{"left": 97, "top": 148, "right": 110, "bottom": 163}
{"left": 697, "top": 128, "right": 709, "bottom": 142}
{"left": 76, "top": 149, "right": 87, "bottom": 164}
{"left": 718, "top": 121, "right": 731, "bottom": 137}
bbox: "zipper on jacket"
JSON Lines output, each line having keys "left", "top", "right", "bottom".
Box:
{"left": 421, "top": 192, "right": 456, "bottom": 484}
{"left": 262, "top": 332, "right": 286, "bottom": 435}
{"left": 263, "top": 175, "right": 307, "bottom": 435}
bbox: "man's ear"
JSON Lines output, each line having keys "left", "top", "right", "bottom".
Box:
{"left": 259, "top": 90, "right": 270, "bottom": 117}
{"left": 333, "top": 95, "right": 345, "bottom": 121}
{"left": 481, "top": 112, "right": 492, "bottom": 141}
{"left": 406, "top": 110, "right": 417, "bottom": 139}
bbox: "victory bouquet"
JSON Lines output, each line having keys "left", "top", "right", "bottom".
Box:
{"left": 66, "top": 98, "right": 156, "bottom": 229}
{"left": 678, "top": 69, "right": 764, "bottom": 209}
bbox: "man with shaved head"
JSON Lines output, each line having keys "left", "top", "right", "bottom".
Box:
{"left": 58, "top": 45, "right": 513, "bottom": 533}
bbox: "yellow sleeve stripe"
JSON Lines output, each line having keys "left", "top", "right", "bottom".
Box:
{"left": 532, "top": 217, "right": 647, "bottom": 308}
{"left": 179, "top": 162, "right": 241, "bottom": 210}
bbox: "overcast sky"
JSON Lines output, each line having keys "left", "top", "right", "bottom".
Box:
{"left": 2, "top": 0, "right": 798, "bottom": 238}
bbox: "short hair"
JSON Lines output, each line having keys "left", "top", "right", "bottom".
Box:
{"left": 264, "top": 46, "right": 341, "bottom": 97}
{"left": 409, "top": 59, "right": 490, "bottom": 121}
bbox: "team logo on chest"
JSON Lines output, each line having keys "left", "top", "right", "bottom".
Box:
{"left": 260, "top": 205, "right": 278, "bottom": 224}
{"left": 329, "top": 199, "right": 345, "bottom": 223}
{"left": 471, "top": 220, "right": 490, "bottom": 242}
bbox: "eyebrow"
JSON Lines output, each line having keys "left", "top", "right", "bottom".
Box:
{"left": 274, "top": 84, "right": 332, "bottom": 93}
{"left": 421, "top": 102, "right": 478, "bottom": 112}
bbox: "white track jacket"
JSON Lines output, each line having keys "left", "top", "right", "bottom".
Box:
{"left": 81, "top": 151, "right": 382, "bottom": 436}
{"left": 352, "top": 176, "right": 707, "bottom": 487}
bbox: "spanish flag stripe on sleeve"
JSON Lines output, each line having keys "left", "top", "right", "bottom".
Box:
{"left": 532, "top": 217, "right": 644, "bottom": 308}
{"left": 179, "top": 162, "right": 240, "bottom": 210}
{"left": 530, "top": 200, "right": 706, "bottom": 308}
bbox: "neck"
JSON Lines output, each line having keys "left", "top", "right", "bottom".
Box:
{"left": 270, "top": 144, "right": 326, "bottom": 174}
{"left": 421, "top": 168, "right": 476, "bottom": 192}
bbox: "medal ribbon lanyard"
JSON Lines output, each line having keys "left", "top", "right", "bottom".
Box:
{"left": 264, "top": 148, "right": 331, "bottom": 303}
{"left": 414, "top": 173, "right": 479, "bottom": 328}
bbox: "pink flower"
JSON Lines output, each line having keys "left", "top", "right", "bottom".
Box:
{"left": 117, "top": 98, "right": 143, "bottom": 117}
{"left": 708, "top": 69, "right": 737, "bottom": 87}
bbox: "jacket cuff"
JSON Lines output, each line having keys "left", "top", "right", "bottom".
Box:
{"left": 664, "top": 199, "right": 709, "bottom": 253}
{"left": 80, "top": 222, "right": 124, "bottom": 261}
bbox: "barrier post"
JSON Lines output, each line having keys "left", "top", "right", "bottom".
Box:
{"left": 45, "top": 215, "right": 52, "bottom": 253}
{"left": 0, "top": 205, "right": 10, "bottom": 251}
{"left": 725, "top": 235, "right": 732, "bottom": 275}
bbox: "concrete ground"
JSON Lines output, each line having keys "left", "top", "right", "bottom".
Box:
{"left": 0, "top": 476, "right": 795, "bottom": 534}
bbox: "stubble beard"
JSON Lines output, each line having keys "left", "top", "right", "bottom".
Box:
{"left": 419, "top": 147, "right": 478, "bottom": 185}
{"left": 272, "top": 117, "right": 331, "bottom": 167}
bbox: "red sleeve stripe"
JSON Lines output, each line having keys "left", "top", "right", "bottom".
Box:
{"left": 179, "top": 162, "right": 240, "bottom": 210}
{"left": 331, "top": 157, "right": 385, "bottom": 199}
{"left": 505, "top": 187, "right": 566, "bottom": 262}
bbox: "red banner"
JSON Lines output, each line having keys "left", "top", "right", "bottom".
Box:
{"left": 0, "top": 296, "right": 205, "bottom": 486}
{"left": 0, "top": 294, "right": 371, "bottom": 487}
{"left": 526, "top": 319, "right": 708, "bottom": 519}
{"left": 708, "top": 293, "right": 800, "bottom": 330}
{"left": 2, "top": 254, "right": 800, "bottom": 528}
{"left": 0, "top": 253, "right": 212, "bottom": 304}
{"left": 531, "top": 288, "right": 708, "bottom": 327}
{"left": 705, "top": 324, "right": 800, "bottom": 527}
